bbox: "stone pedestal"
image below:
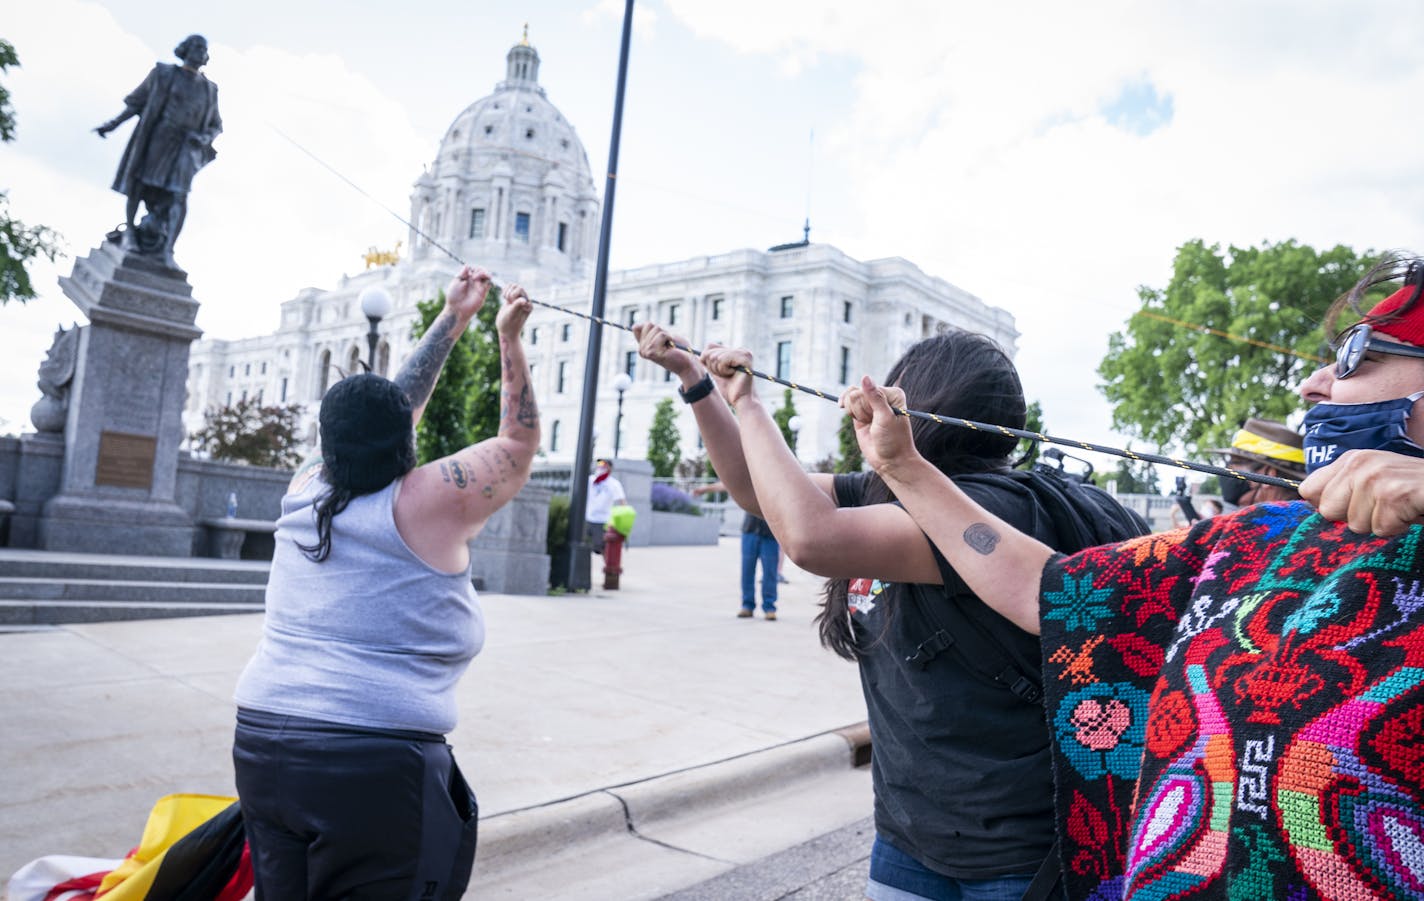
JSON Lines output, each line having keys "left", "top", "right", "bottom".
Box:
{"left": 39, "top": 241, "right": 202, "bottom": 556}
{"left": 469, "top": 485, "right": 552, "bottom": 595}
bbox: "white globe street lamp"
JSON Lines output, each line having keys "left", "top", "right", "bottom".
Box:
{"left": 359, "top": 285, "right": 394, "bottom": 372}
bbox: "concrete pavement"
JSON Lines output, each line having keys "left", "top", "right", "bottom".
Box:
{"left": 0, "top": 537, "right": 873, "bottom": 898}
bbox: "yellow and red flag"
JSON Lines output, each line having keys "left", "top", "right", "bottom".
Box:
{"left": 8, "top": 793, "right": 252, "bottom": 901}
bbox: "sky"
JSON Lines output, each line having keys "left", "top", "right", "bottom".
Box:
{"left": 4, "top": 0, "right": 1424, "bottom": 481}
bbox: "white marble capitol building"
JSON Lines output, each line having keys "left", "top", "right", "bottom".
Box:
{"left": 184, "top": 34, "right": 1020, "bottom": 467}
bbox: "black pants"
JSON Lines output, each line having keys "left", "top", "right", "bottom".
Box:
{"left": 234, "top": 708, "right": 478, "bottom": 900}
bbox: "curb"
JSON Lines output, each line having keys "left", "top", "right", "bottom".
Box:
{"left": 476, "top": 722, "right": 871, "bottom": 876}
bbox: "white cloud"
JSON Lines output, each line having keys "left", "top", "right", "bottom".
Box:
{"left": 658, "top": 0, "right": 1424, "bottom": 460}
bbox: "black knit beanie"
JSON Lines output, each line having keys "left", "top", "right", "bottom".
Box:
{"left": 319, "top": 374, "right": 416, "bottom": 494}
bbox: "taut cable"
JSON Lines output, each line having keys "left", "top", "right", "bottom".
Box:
{"left": 274, "top": 126, "right": 1299, "bottom": 491}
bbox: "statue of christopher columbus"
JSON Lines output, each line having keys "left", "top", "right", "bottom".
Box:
{"left": 95, "top": 34, "right": 222, "bottom": 269}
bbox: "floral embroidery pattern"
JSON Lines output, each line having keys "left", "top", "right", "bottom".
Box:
{"left": 1053, "top": 682, "right": 1149, "bottom": 780}
{"left": 1043, "top": 572, "right": 1117, "bottom": 632}
{"left": 1040, "top": 501, "right": 1424, "bottom": 900}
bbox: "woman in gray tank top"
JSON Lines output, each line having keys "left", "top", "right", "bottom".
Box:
{"left": 232, "top": 266, "right": 540, "bottom": 899}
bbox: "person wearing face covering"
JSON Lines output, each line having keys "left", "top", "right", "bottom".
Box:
{"left": 1302, "top": 274, "right": 1424, "bottom": 472}
{"left": 585, "top": 458, "right": 626, "bottom": 554}
{"left": 837, "top": 254, "right": 1424, "bottom": 900}
{"left": 1209, "top": 418, "right": 1306, "bottom": 508}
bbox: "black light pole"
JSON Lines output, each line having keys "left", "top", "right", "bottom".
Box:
{"left": 566, "top": 0, "right": 635, "bottom": 591}
{"left": 359, "top": 286, "right": 392, "bottom": 373}
{"left": 612, "top": 372, "right": 632, "bottom": 458}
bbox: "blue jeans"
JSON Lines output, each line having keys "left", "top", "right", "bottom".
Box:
{"left": 740, "top": 531, "right": 779, "bottom": 612}
{"left": 867, "top": 835, "right": 1051, "bottom": 901}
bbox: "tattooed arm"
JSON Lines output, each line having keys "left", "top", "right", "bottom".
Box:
{"left": 843, "top": 376, "right": 1052, "bottom": 634}
{"left": 493, "top": 285, "right": 539, "bottom": 446}
{"left": 395, "top": 266, "right": 490, "bottom": 426}
{"left": 393, "top": 285, "right": 540, "bottom": 567}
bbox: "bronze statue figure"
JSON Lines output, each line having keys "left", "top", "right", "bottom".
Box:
{"left": 95, "top": 34, "right": 222, "bottom": 269}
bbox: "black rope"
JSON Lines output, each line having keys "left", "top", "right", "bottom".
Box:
{"left": 275, "top": 126, "right": 1300, "bottom": 492}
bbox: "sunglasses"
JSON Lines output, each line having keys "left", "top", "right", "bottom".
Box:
{"left": 1332, "top": 323, "right": 1424, "bottom": 379}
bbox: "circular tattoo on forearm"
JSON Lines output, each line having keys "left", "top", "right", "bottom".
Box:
{"left": 964, "top": 523, "right": 1001, "bottom": 555}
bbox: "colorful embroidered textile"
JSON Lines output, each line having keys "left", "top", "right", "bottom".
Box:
{"left": 1040, "top": 501, "right": 1424, "bottom": 900}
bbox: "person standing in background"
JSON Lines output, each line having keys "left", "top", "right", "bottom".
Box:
{"left": 585, "top": 458, "right": 626, "bottom": 554}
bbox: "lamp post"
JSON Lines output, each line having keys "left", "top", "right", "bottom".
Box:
{"left": 359, "top": 285, "right": 393, "bottom": 373}
{"left": 612, "top": 371, "right": 632, "bottom": 459}
{"left": 788, "top": 414, "right": 802, "bottom": 458}
{"left": 565, "top": 0, "right": 636, "bottom": 591}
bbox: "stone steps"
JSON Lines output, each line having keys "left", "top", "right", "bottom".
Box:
{"left": 0, "top": 548, "right": 267, "bottom": 625}
{"left": 0, "top": 548, "right": 269, "bottom": 584}
{"left": 0, "top": 577, "right": 264, "bottom": 603}
{"left": 0, "top": 597, "right": 263, "bottom": 626}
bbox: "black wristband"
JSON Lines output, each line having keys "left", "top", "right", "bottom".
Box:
{"left": 678, "top": 372, "right": 715, "bottom": 404}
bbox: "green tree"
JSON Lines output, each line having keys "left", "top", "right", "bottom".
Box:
{"left": 191, "top": 397, "right": 304, "bottom": 468}
{"left": 0, "top": 39, "right": 62, "bottom": 305}
{"left": 465, "top": 284, "right": 503, "bottom": 440}
{"left": 1016, "top": 399, "right": 1044, "bottom": 469}
{"left": 772, "top": 388, "right": 798, "bottom": 450}
{"left": 410, "top": 286, "right": 501, "bottom": 463}
{"left": 1098, "top": 239, "right": 1371, "bottom": 457}
{"left": 835, "top": 413, "right": 863, "bottom": 473}
{"left": 646, "top": 397, "right": 680, "bottom": 477}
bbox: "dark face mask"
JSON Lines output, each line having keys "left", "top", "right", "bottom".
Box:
{"left": 1219, "top": 473, "right": 1254, "bottom": 507}
{"left": 1302, "top": 391, "right": 1424, "bottom": 474}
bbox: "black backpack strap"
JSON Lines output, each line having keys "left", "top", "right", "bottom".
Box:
{"left": 901, "top": 468, "right": 1146, "bottom": 707}
{"left": 904, "top": 624, "right": 956, "bottom": 669}
{"left": 1021, "top": 841, "right": 1062, "bottom": 901}
{"left": 904, "top": 573, "right": 1044, "bottom": 705}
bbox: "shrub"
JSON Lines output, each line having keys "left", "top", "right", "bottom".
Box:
{"left": 650, "top": 482, "right": 700, "bottom": 515}
{"left": 191, "top": 398, "right": 304, "bottom": 468}
{"left": 547, "top": 494, "right": 570, "bottom": 556}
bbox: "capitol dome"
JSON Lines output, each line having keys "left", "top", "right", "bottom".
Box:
{"left": 407, "top": 29, "right": 600, "bottom": 282}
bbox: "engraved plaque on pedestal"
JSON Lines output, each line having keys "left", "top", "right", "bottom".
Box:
{"left": 95, "top": 431, "right": 157, "bottom": 490}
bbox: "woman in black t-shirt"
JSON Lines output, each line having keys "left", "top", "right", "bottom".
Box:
{"left": 634, "top": 323, "right": 1145, "bottom": 901}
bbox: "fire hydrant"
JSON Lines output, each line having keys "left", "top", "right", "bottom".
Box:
{"left": 602, "top": 526, "right": 624, "bottom": 590}
{"left": 602, "top": 503, "right": 636, "bottom": 590}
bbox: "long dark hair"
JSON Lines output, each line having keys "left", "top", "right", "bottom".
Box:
{"left": 295, "top": 487, "right": 356, "bottom": 563}
{"left": 814, "top": 330, "right": 1028, "bottom": 660}
{"left": 297, "top": 374, "right": 416, "bottom": 562}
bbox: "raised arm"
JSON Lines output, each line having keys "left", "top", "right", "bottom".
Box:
{"left": 843, "top": 376, "right": 1052, "bottom": 634}
{"left": 438, "top": 284, "right": 539, "bottom": 531}
{"left": 632, "top": 323, "right": 768, "bottom": 515}
{"left": 395, "top": 266, "right": 490, "bottom": 427}
{"left": 395, "top": 284, "right": 538, "bottom": 565}
{"left": 699, "top": 347, "right": 940, "bottom": 585}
